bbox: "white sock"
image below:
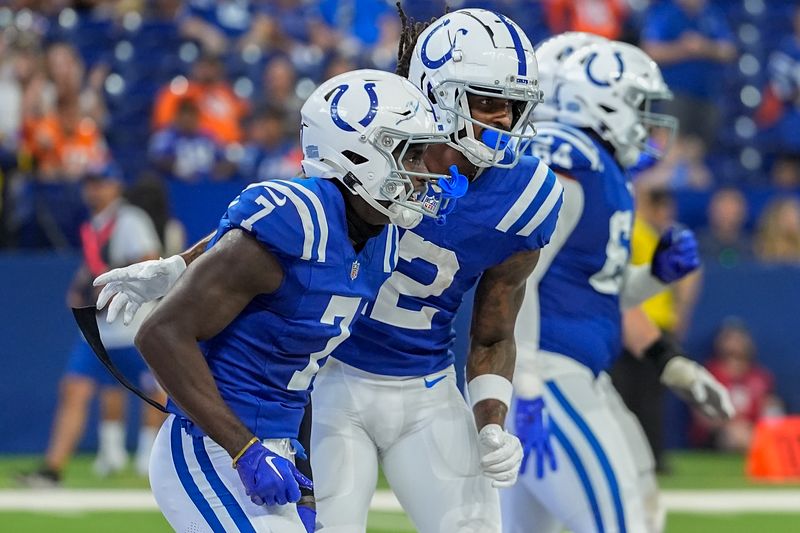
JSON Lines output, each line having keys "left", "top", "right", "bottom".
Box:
{"left": 98, "top": 420, "right": 126, "bottom": 459}
{"left": 135, "top": 426, "right": 159, "bottom": 475}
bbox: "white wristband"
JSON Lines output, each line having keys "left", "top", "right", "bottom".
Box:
{"left": 467, "top": 374, "right": 514, "bottom": 410}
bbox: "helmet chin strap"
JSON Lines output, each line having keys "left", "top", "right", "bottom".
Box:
{"left": 456, "top": 137, "right": 496, "bottom": 168}
{"left": 352, "top": 183, "right": 423, "bottom": 229}
{"left": 451, "top": 91, "right": 495, "bottom": 168}
{"left": 616, "top": 144, "right": 641, "bottom": 168}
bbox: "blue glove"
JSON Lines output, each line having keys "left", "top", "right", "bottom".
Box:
{"left": 515, "top": 397, "right": 557, "bottom": 479}
{"left": 298, "top": 504, "right": 316, "bottom": 533}
{"left": 651, "top": 226, "right": 701, "bottom": 284}
{"left": 234, "top": 441, "right": 313, "bottom": 507}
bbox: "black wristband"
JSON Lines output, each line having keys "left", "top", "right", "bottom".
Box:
{"left": 643, "top": 334, "right": 682, "bottom": 374}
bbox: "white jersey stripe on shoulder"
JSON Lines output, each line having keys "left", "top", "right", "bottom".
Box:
{"left": 280, "top": 180, "right": 328, "bottom": 263}
{"left": 228, "top": 181, "right": 269, "bottom": 208}
{"left": 383, "top": 225, "right": 394, "bottom": 273}
{"left": 517, "top": 177, "right": 564, "bottom": 237}
{"left": 263, "top": 182, "right": 315, "bottom": 260}
{"left": 392, "top": 226, "right": 400, "bottom": 267}
{"left": 496, "top": 159, "right": 550, "bottom": 233}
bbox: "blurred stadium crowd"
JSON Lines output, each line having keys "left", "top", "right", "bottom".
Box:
{"left": 0, "top": 0, "right": 797, "bottom": 460}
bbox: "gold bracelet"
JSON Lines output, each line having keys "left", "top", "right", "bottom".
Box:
{"left": 231, "top": 437, "right": 260, "bottom": 468}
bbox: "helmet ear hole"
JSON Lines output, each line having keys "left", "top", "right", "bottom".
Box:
{"left": 342, "top": 150, "right": 368, "bottom": 165}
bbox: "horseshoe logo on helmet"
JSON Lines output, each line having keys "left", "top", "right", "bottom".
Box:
{"left": 420, "top": 19, "right": 469, "bottom": 69}
{"left": 330, "top": 83, "right": 379, "bottom": 132}
{"left": 585, "top": 51, "right": 624, "bottom": 87}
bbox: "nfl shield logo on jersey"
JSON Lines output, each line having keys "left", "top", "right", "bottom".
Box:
{"left": 350, "top": 260, "right": 360, "bottom": 280}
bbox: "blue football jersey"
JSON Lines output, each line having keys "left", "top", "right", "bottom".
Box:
{"left": 167, "top": 177, "right": 399, "bottom": 438}
{"left": 529, "top": 122, "right": 635, "bottom": 375}
{"left": 333, "top": 156, "right": 563, "bottom": 376}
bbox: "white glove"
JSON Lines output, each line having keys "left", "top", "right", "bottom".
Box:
{"left": 94, "top": 255, "right": 187, "bottom": 325}
{"left": 660, "top": 356, "right": 735, "bottom": 420}
{"left": 477, "top": 423, "right": 523, "bottom": 488}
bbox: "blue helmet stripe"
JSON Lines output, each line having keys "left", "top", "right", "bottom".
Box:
{"left": 495, "top": 12, "right": 527, "bottom": 77}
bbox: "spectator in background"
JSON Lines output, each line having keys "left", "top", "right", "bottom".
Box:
{"left": 152, "top": 52, "right": 247, "bottom": 144}
{"left": 635, "top": 134, "right": 713, "bottom": 191}
{"left": 544, "top": 0, "right": 629, "bottom": 40}
{"left": 237, "top": 105, "right": 301, "bottom": 183}
{"left": 125, "top": 174, "right": 187, "bottom": 258}
{"left": 691, "top": 319, "right": 783, "bottom": 451}
{"left": 43, "top": 41, "right": 106, "bottom": 127}
{"left": 323, "top": 54, "right": 358, "bottom": 82}
{"left": 23, "top": 97, "right": 109, "bottom": 182}
{"left": 771, "top": 154, "right": 800, "bottom": 189}
{"left": 632, "top": 188, "right": 701, "bottom": 338}
{"left": 148, "top": 97, "right": 233, "bottom": 183}
{"left": 17, "top": 164, "right": 167, "bottom": 486}
{"left": 641, "top": 0, "right": 736, "bottom": 150}
{"left": 755, "top": 197, "right": 800, "bottom": 263}
{"left": 361, "top": 11, "right": 401, "bottom": 73}
{"left": 262, "top": 0, "right": 337, "bottom": 55}
{"left": 319, "top": 0, "right": 395, "bottom": 54}
{"left": 19, "top": 41, "right": 108, "bottom": 173}
{"left": 697, "top": 187, "right": 754, "bottom": 266}
{"left": 258, "top": 54, "right": 302, "bottom": 138}
{"left": 758, "top": 6, "right": 800, "bottom": 155}
{"left": 179, "top": 0, "right": 272, "bottom": 56}
{"left": 0, "top": 35, "right": 30, "bottom": 153}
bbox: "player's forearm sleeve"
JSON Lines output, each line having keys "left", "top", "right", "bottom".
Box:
{"left": 619, "top": 263, "right": 667, "bottom": 310}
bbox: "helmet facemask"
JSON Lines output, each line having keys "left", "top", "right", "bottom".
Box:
{"left": 434, "top": 78, "right": 542, "bottom": 169}
{"left": 613, "top": 86, "right": 678, "bottom": 168}
{"left": 341, "top": 125, "right": 468, "bottom": 228}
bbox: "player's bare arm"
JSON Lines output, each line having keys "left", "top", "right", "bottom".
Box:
{"left": 135, "top": 229, "right": 283, "bottom": 457}
{"left": 179, "top": 231, "right": 215, "bottom": 265}
{"left": 468, "top": 248, "right": 540, "bottom": 429}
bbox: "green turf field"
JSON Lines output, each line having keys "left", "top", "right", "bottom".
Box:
{"left": 1, "top": 452, "right": 798, "bottom": 532}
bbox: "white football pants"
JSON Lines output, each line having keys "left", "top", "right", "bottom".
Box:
{"left": 312, "top": 357, "right": 500, "bottom": 533}
{"left": 149, "top": 415, "right": 306, "bottom": 533}
{"left": 501, "top": 352, "right": 664, "bottom": 533}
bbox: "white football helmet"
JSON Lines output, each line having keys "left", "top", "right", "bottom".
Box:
{"left": 534, "top": 32, "right": 608, "bottom": 120}
{"left": 301, "top": 69, "right": 463, "bottom": 229}
{"left": 553, "top": 41, "right": 678, "bottom": 168}
{"left": 407, "top": 9, "right": 542, "bottom": 169}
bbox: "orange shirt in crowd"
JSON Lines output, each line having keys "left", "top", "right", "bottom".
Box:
{"left": 545, "top": 0, "right": 628, "bottom": 40}
{"left": 153, "top": 81, "right": 248, "bottom": 144}
{"left": 23, "top": 114, "right": 109, "bottom": 181}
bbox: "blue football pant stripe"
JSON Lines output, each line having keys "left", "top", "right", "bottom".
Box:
{"left": 549, "top": 419, "right": 605, "bottom": 533}
{"left": 192, "top": 436, "right": 257, "bottom": 533}
{"left": 170, "top": 417, "right": 227, "bottom": 533}
{"left": 548, "top": 381, "right": 627, "bottom": 533}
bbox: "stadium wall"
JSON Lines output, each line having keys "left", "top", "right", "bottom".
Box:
{"left": 1, "top": 227, "right": 798, "bottom": 454}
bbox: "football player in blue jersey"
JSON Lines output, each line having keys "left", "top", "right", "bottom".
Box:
{"left": 505, "top": 39, "right": 734, "bottom": 533}
{"left": 121, "top": 69, "right": 461, "bottom": 532}
{"left": 93, "top": 8, "right": 563, "bottom": 533}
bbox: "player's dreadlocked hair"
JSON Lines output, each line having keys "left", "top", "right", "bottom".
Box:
{"left": 395, "top": 2, "right": 446, "bottom": 79}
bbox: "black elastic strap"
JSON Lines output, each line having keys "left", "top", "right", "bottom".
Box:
{"left": 643, "top": 334, "right": 682, "bottom": 375}
{"left": 296, "top": 399, "right": 315, "bottom": 501}
{"left": 72, "top": 306, "right": 168, "bottom": 413}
